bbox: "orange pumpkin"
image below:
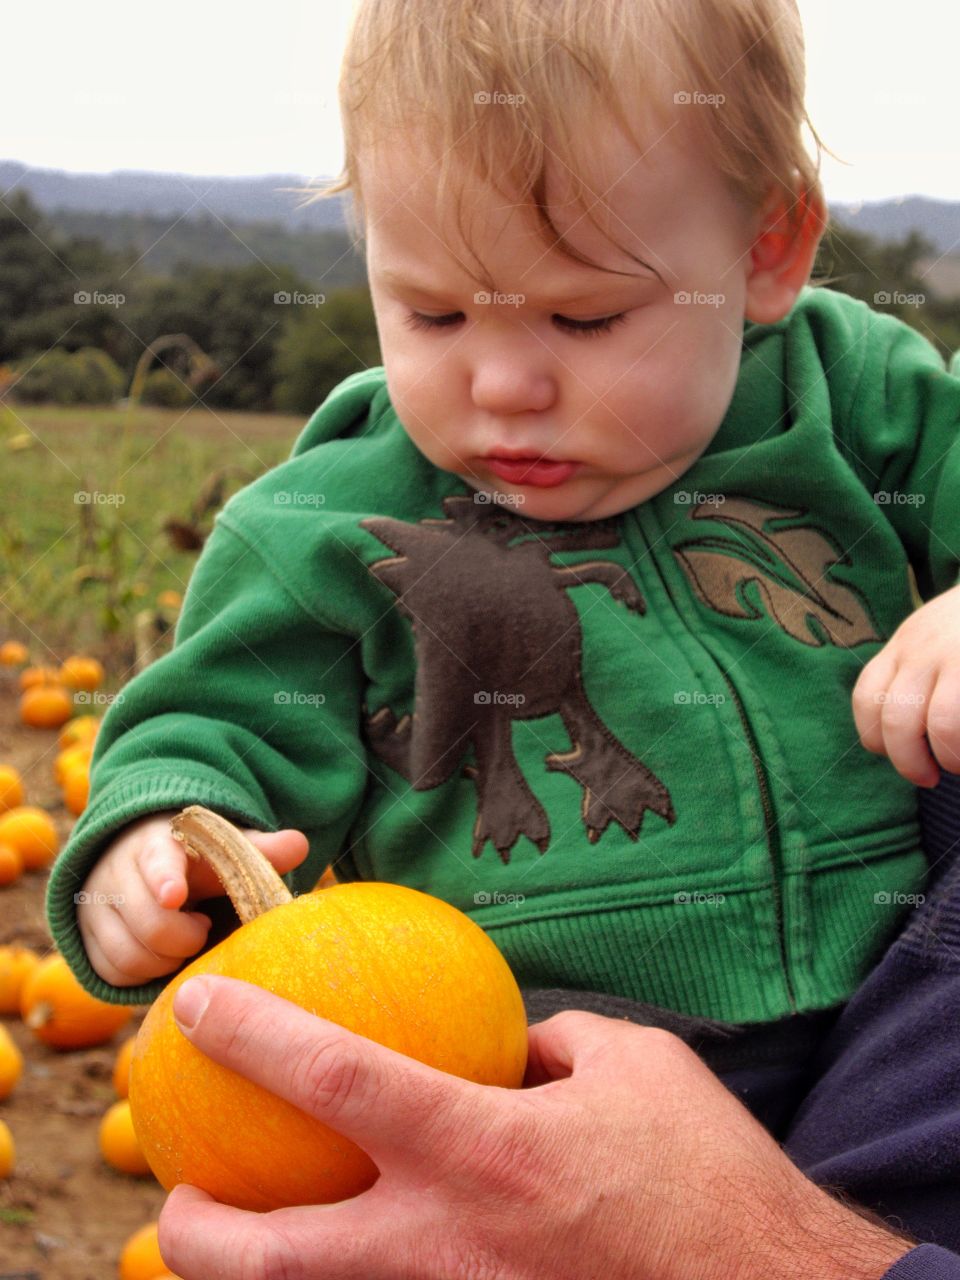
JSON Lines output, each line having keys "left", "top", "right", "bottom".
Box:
{"left": 20, "top": 954, "right": 133, "bottom": 1050}
{"left": 0, "top": 1118, "right": 14, "bottom": 1178}
{"left": 18, "top": 665, "right": 60, "bottom": 691}
{"left": 99, "top": 1099, "right": 152, "bottom": 1176}
{"left": 0, "top": 842, "right": 23, "bottom": 887}
{"left": 20, "top": 683, "right": 73, "bottom": 729}
{"left": 59, "top": 655, "right": 105, "bottom": 692}
{"left": 316, "top": 862, "right": 337, "bottom": 889}
{"left": 0, "top": 806, "right": 59, "bottom": 870}
{"left": 129, "top": 807, "right": 528, "bottom": 1211}
{"left": 119, "top": 1221, "right": 183, "bottom": 1280}
{"left": 0, "top": 945, "right": 41, "bottom": 1014}
{"left": 113, "top": 1035, "right": 136, "bottom": 1098}
{"left": 0, "top": 640, "right": 29, "bottom": 666}
{"left": 58, "top": 714, "right": 100, "bottom": 751}
{"left": 0, "top": 1024, "right": 23, "bottom": 1100}
{"left": 54, "top": 742, "right": 93, "bottom": 786}
{"left": 0, "top": 764, "right": 25, "bottom": 813}
{"left": 61, "top": 764, "right": 89, "bottom": 816}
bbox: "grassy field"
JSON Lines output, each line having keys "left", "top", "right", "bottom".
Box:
{"left": 0, "top": 401, "right": 305, "bottom": 672}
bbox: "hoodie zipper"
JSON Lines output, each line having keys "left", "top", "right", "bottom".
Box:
{"left": 713, "top": 666, "right": 797, "bottom": 1014}
{"left": 630, "top": 513, "right": 798, "bottom": 1015}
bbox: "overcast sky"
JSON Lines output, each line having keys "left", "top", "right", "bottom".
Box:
{"left": 3, "top": 0, "right": 957, "bottom": 203}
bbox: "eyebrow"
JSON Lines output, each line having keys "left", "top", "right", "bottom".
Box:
{"left": 376, "top": 265, "right": 661, "bottom": 306}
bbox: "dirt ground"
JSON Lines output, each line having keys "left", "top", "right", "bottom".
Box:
{"left": 0, "top": 674, "right": 167, "bottom": 1280}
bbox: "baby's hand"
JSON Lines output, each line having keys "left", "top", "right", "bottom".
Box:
{"left": 852, "top": 581, "right": 960, "bottom": 787}
{"left": 77, "top": 809, "right": 309, "bottom": 987}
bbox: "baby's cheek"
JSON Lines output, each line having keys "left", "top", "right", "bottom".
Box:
{"left": 391, "top": 386, "right": 461, "bottom": 471}
{"left": 670, "top": 320, "right": 741, "bottom": 439}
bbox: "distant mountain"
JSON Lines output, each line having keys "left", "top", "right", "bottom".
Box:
{"left": 44, "top": 209, "right": 368, "bottom": 290}
{"left": 6, "top": 160, "right": 960, "bottom": 250}
{"left": 0, "top": 159, "right": 348, "bottom": 231}
{"left": 830, "top": 196, "right": 960, "bottom": 256}
{"left": 4, "top": 160, "right": 960, "bottom": 295}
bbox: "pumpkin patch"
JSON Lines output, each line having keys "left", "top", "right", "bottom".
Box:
{"left": 0, "top": 645, "right": 524, "bottom": 1270}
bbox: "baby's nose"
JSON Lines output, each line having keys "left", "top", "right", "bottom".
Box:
{"left": 470, "top": 363, "right": 557, "bottom": 416}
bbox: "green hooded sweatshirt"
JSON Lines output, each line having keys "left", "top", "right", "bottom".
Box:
{"left": 46, "top": 286, "right": 960, "bottom": 1023}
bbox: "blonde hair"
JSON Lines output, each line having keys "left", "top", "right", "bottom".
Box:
{"left": 294, "top": 0, "right": 832, "bottom": 281}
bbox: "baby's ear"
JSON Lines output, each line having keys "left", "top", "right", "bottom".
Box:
{"left": 743, "top": 186, "right": 826, "bottom": 325}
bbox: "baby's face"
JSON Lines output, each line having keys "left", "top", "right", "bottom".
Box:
{"left": 361, "top": 117, "right": 764, "bottom": 522}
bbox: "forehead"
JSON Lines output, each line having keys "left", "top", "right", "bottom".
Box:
{"left": 359, "top": 115, "right": 743, "bottom": 291}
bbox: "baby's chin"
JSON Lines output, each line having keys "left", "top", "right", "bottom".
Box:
{"left": 455, "top": 473, "right": 636, "bottom": 525}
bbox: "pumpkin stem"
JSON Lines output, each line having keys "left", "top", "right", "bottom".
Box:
{"left": 25, "top": 1000, "right": 53, "bottom": 1030}
{"left": 170, "top": 806, "right": 294, "bottom": 924}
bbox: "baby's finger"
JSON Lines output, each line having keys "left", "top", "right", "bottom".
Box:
{"left": 851, "top": 649, "right": 898, "bottom": 754}
{"left": 114, "top": 866, "right": 213, "bottom": 958}
{"left": 241, "top": 828, "right": 309, "bottom": 875}
{"left": 82, "top": 900, "right": 188, "bottom": 986}
{"left": 138, "top": 832, "right": 228, "bottom": 906}
{"left": 880, "top": 668, "right": 939, "bottom": 787}
{"left": 136, "top": 833, "right": 192, "bottom": 909}
{"left": 925, "top": 674, "right": 960, "bottom": 776}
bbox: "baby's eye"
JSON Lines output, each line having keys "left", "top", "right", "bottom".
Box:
{"left": 553, "top": 312, "right": 629, "bottom": 338}
{"left": 403, "top": 310, "right": 464, "bottom": 332}
{"left": 402, "top": 309, "right": 629, "bottom": 338}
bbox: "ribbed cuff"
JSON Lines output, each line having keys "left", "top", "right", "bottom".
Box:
{"left": 45, "top": 764, "right": 279, "bottom": 1005}
{"left": 882, "top": 1244, "right": 960, "bottom": 1279}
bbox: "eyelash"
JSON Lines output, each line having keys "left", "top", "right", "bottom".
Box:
{"left": 402, "top": 309, "right": 629, "bottom": 339}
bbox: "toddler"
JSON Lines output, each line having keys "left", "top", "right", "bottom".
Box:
{"left": 47, "top": 0, "right": 960, "bottom": 1039}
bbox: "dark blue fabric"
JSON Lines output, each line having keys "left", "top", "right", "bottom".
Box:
{"left": 779, "top": 770, "right": 960, "bottom": 1266}
{"left": 883, "top": 1246, "right": 960, "bottom": 1279}
{"left": 523, "top": 769, "right": 960, "bottom": 1276}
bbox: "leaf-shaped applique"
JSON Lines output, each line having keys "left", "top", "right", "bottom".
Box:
{"left": 673, "top": 497, "right": 881, "bottom": 648}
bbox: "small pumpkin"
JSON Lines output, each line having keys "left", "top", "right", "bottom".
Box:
{"left": 18, "top": 664, "right": 60, "bottom": 691}
{"left": 59, "top": 654, "right": 105, "bottom": 692}
{"left": 54, "top": 742, "right": 93, "bottom": 786}
{"left": 0, "top": 1118, "right": 14, "bottom": 1178}
{"left": 20, "top": 683, "right": 74, "bottom": 730}
{"left": 129, "top": 806, "right": 528, "bottom": 1211}
{"left": 62, "top": 764, "right": 90, "bottom": 816}
{"left": 0, "top": 842, "right": 23, "bottom": 887}
{"left": 20, "top": 954, "right": 133, "bottom": 1050}
{"left": 0, "top": 945, "right": 41, "bottom": 1014}
{"left": 99, "top": 1099, "right": 152, "bottom": 1176}
{"left": 0, "top": 764, "right": 25, "bottom": 813}
{"left": 0, "top": 640, "right": 29, "bottom": 666}
{"left": 0, "top": 806, "right": 59, "bottom": 870}
{"left": 58, "top": 714, "right": 100, "bottom": 751}
{"left": 0, "top": 1024, "right": 23, "bottom": 1099}
{"left": 119, "top": 1221, "right": 182, "bottom": 1280}
{"left": 113, "top": 1036, "right": 136, "bottom": 1098}
{"left": 118, "top": 1221, "right": 163, "bottom": 1280}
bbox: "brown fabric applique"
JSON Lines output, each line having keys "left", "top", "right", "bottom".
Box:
{"left": 673, "top": 496, "right": 882, "bottom": 647}
{"left": 359, "top": 495, "right": 676, "bottom": 863}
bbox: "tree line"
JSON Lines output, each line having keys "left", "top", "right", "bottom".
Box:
{"left": 0, "top": 191, "right": 380, "bottom": 413}
{"left": 1, "top": 188, "right": 958, "bottom": 414}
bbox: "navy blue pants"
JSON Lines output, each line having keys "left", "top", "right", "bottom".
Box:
{"left": 523, "top": 772, "right": 960, "bottom": 1252}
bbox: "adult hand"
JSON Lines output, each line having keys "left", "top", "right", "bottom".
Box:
{"left": 159, "top": 975, "right": 917, "bottom": 1280}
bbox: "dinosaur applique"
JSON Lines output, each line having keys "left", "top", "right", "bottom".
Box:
{"left": 359, "top": 495, "right": 676, "bottom": 863}
{"left": 673, "top": 496, "right": 881, "bottom": 647}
